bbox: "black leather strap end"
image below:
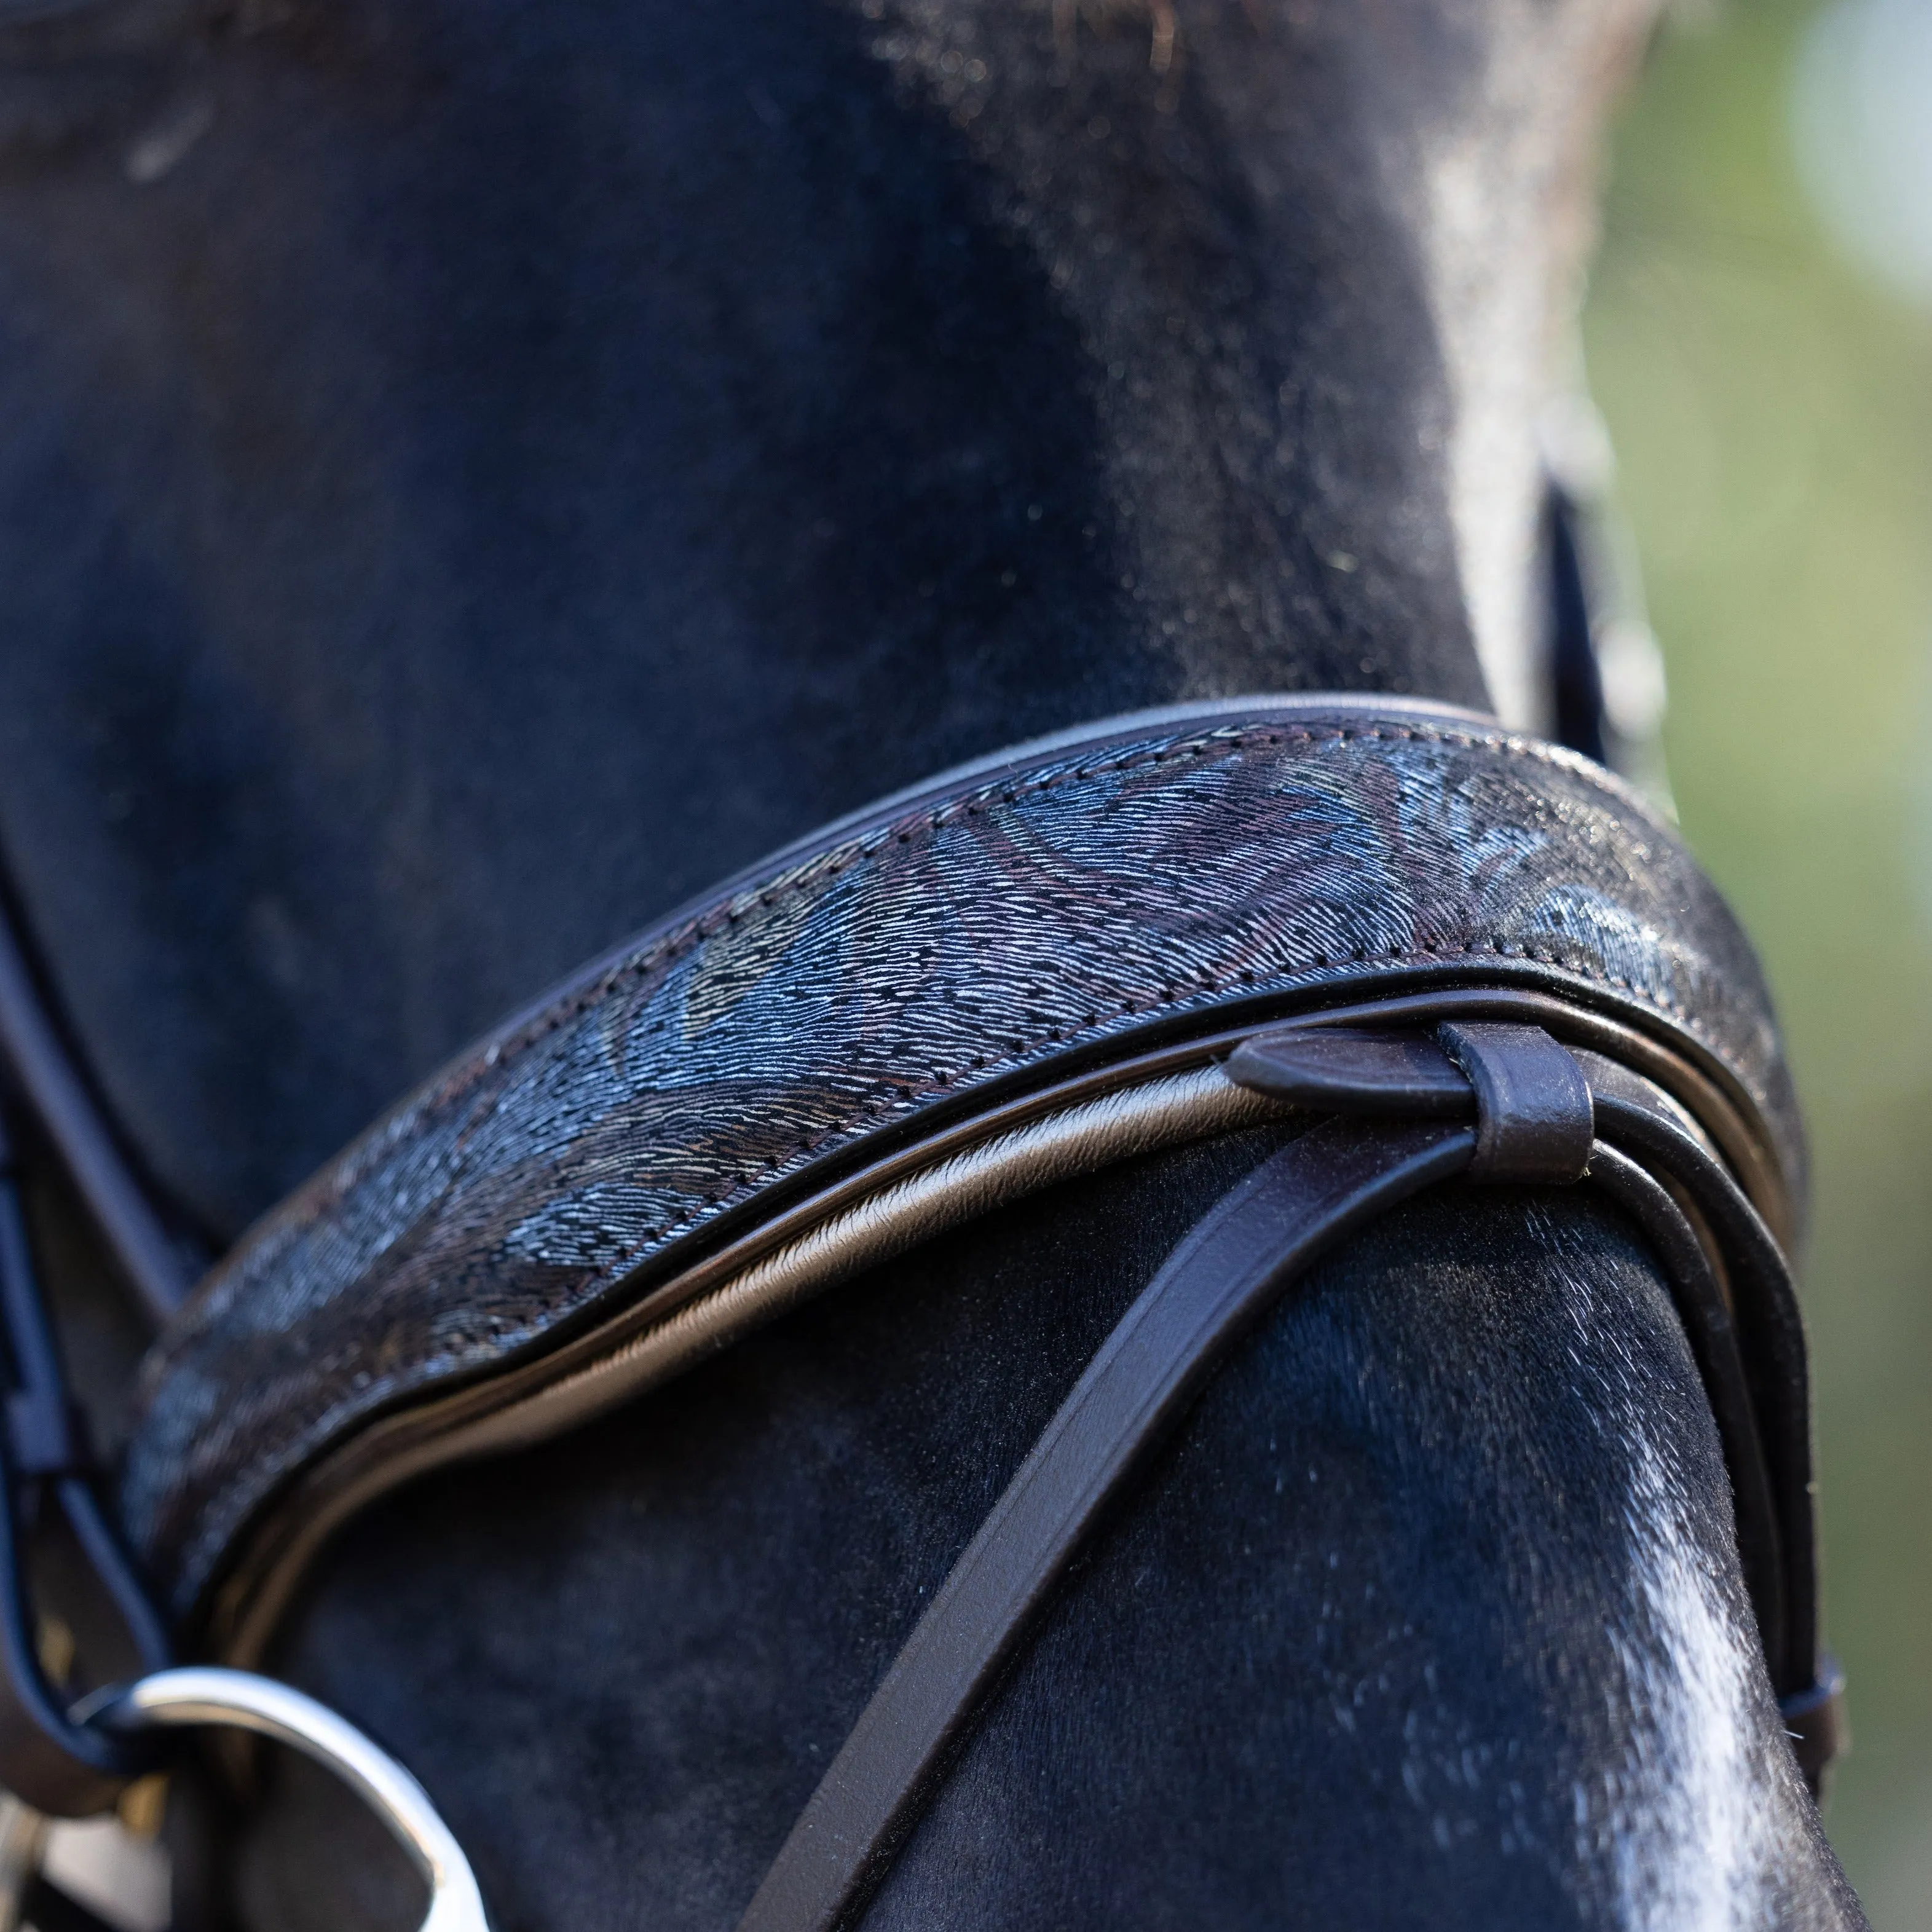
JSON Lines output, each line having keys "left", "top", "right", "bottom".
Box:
{"left": 1436, "top": 1023, "right": 1593, "bottom": 1184}
{"left": 1223, "top": 1030, "right": 1473, "bottom": 1117}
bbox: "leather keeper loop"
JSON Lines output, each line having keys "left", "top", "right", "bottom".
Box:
{"left": 1436, "top": 1023, "right": 1593, "bottom": 1185}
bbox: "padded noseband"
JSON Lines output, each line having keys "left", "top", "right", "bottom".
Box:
{"left": 106, "top": 695, "right": 1837, "bottom": 1919}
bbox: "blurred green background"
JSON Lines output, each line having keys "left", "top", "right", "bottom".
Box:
{"left": 1583, "top": 1, "right": 1932, "bottom": 1920}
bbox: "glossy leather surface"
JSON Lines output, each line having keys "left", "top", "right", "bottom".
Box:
{"left": 123, "top": 702, "right": 1801, "bottom": 1618}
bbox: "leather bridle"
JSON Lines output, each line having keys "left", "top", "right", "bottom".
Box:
{"left": 0, "top": 702, "right": 1849, "bottom": 1932}
{"left": 733, "top": 1015, "right": 1842, "bottom": 1932}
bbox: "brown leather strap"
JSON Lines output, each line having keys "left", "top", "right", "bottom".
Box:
{"left": 1438, "top": 1022, "right": 1595, "bottom": 1182}
{"left": 1582, "top": 1142, "right": 1785, "bottom": 1671}
{"left": 1577, "top": 1063, "right": 1820, "bottom": 1688}
{"left": 733, "top": 1117, "right": 1476, "bottom": 1932}
{"left": 1241, "top": 1024, "right": 1824, "bottom": 1703}
{"left": 735, "top": 1022, "right": 1835, "bottom": 1932}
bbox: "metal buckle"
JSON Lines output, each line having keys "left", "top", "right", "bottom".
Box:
{"left": 78, "top": 1668, "right": 490, "bottom": 1932}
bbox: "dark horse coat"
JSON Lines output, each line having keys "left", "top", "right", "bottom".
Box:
{"left": 0, "top": 0, "right": 1868, "bottom": 1925}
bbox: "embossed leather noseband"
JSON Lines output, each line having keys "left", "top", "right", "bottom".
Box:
{"left": 0, "top": 698, "right": 1845, "bottom": 1931}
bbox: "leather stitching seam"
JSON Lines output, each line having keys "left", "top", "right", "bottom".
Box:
{"left": 157, "top": 716, "right": 1722, "bottom": 1306}
{"left": 409, "top": 721, "right": 1663, "bottom": 1116}
{"left": 513, "top": 947, "right": 1695, "bottom": 1267}
{"left": 160, "top": 942, "right": 1701, "bottom": 1599}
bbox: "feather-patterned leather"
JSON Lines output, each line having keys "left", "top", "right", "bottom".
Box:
{"left": 121, "top": 698, "right": 1801, "bottom": 1619}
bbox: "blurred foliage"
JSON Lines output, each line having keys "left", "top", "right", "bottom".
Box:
{"left": 1584, "top": 0, "right": 1932, "bottom": 1920}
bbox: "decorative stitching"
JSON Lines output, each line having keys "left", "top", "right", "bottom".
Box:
{"left": 132, "top": 706, "right": 1779, "bottom": 1608}
{"left": 497, "top": 940, "right": 1698, "bottom": 1304}
{"left": 371, "top": 717, "right": 1642, "bottom": 1149}
{"left": 156, "top": 945, "right": 1719, "bottom": 1606}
